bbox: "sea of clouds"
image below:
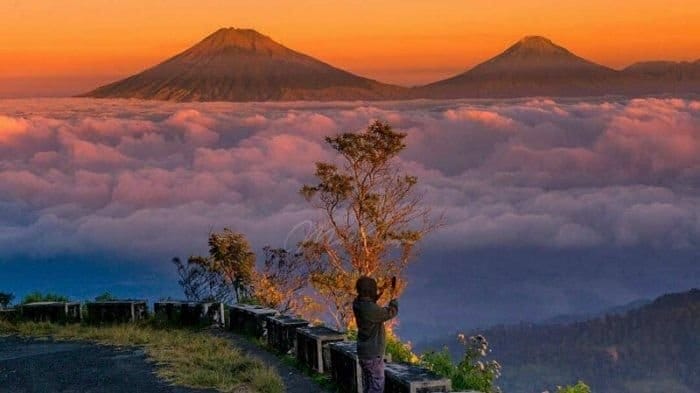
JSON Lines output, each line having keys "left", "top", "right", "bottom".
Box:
{"left": 1, "top": 97, "right": 700, "bottom": 335}
{"left": 2, "top": 97, "right": 700, "bottom": 256}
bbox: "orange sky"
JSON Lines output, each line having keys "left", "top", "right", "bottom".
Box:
{"left": 1, "top": 0, "right": 699, "bottom": 97}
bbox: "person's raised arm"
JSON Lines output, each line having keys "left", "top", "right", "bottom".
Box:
{"left": 363, "top": 299, "right": 399, "bottom": 323}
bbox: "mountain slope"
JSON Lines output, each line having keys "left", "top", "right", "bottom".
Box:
{"left": 82, "top": 28, "right": 405, "bottom": 102}
{"left": 618, "top": 60, "right": 700, "bottom": 94}
{"left": 428, "top": 288, "right": 700, "bottom": 393}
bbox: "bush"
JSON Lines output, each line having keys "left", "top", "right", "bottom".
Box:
{"left": 21, "top": 291, "right": 69, "bottom": 304}
{"left": 386, "top": 329, "right": 419, "bottom": 364}
{"left": 421, "top": 334, "right": 501, "bottom": 393}
{"left": 345, "top": 328, "right": 419, "bottom": 364}
{"left": 557, "top": 381, "right": 591, "bottom": 393}
{"left": 0, "top": 292, "right": 14, "bottom": 309}
{"left": 95, "top": 292, "right": 117, "bottom": 302}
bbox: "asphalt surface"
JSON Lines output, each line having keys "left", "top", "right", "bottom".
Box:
{"left": 0, "top": 336, "right": 209, "bottom": 393}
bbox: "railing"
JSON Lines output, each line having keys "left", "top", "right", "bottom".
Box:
{"left": 2, "top": 300, "right": 453, "bottom": 392}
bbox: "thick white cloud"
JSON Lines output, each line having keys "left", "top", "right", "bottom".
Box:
{"left": 0, "top": 97, "right": 699, "bottom": 260}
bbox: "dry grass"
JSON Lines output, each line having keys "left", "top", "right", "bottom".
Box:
{"left": 0, "top": 320, "right": 284, "bottom": 393}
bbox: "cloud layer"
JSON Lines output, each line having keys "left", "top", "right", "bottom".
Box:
{"left": 1, "top": 97, "right": 700, "bottom": 261}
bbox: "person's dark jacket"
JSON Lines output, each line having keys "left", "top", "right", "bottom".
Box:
{"left": 353, "top": 297, "right": 399, "bottom": 360}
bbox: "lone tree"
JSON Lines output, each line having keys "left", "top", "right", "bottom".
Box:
{"left": 301, "top": 120, "right": 438, "bottom": 327}
{"left": 176, "top": 229, "right": 256, "bottom": 303}
{"left": 206, "top": 229, "right": 256, "bottom": 303}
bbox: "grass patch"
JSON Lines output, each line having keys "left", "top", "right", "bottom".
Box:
{"left": 0, "top": 319, "right": 284, "bottom": 393}
{"left": 239, "top": 331, "right": 337, "bottom": 392}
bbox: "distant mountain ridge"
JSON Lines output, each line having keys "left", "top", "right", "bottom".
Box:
{"left": 83, "top": 29, "right": 700, "bottom": 101}
{"left": 539, "top": 297, "right": 652, "bottom": 325}
{"left": 426, "top": 288, "right": 700, "bottom": 393}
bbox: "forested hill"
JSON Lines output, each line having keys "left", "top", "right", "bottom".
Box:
{"left": 433, "top": 289, "right": 700, "bottom": 393}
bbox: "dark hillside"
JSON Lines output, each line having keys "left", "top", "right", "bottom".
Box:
{"left": 427, "top": 289, "right": 700, "bottom": 393}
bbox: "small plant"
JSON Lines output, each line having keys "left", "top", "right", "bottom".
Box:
{"left": 346, "top": 327, "right": 419, "bottom": 364}
{"left": 421, "top": 334, "right": 502, "bottom": 393}
{"left": 556, "top": 381, "right": 591, "bottom": 393}
{"left": 386, "top": 329, "right": 419, "bottom": 364}
{"left": 21, "top": 291, "right": 69, "bottom": 304}
{"left": 0, "top": 292, "right": 14, "bottom": 309}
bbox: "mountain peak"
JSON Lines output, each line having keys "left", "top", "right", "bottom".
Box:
{"left": 519, "top": 35, "right": 555, "bottom": 46}
{"left": 208, "top": 27, "right": 267, "bottom": 42}
{"left": 189, "top": 27, "right": 282, "bottom": 55}
{"left": 505, "top": 35, "right": 570, "bottom": 56}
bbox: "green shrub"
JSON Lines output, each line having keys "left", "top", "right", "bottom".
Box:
{"left": 557, "top": 381, "right": 591, "bottom": 393}
{"left": 386, "top": 329, "right": 419, "bottom": 363}
{"left": 21, "top": 291, "right": 69, "bottom": 304}
{"left": 421, "top": 348, "right": 456, "bottom": 377}
{"left": 0, "top": 292, "right": 14, "bottom": 309}
{"left": 421, "top": 334, "right": 501, "bottom": 393}
{"left": 95, "top": 292, "right": 117, "bottom": 302}
{"left": 345, "top": 328, "right": 419, "bottom": 364}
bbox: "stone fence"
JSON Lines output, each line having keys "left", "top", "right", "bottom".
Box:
{"left": 3, "top": 300, "right": 456, "bottom": 392}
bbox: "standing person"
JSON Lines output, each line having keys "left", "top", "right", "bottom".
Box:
{"left": 353, "top": 276, "right": 399, "bottom": 393}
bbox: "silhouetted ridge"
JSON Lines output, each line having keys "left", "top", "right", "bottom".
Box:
{"left": 426, "top": 288, "right": 700, "bottom": 393}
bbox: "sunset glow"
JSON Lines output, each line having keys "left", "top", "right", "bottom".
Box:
{"left": 1, "top": 2, "right": 700, "bottom": 389}
{"left": 1, "top": 0, "right": 698, "bottom": 97}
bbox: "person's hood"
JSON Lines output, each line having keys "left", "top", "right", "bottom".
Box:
{"left": 356, "top": 276, "right": 378, "bottom": 300}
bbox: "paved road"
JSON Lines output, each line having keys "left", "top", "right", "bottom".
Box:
{"left": 0, "top": 336, "right": 209, "bottom": 393}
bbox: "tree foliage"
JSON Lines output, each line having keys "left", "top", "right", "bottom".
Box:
{"left": 172, "top": 257, "right": 208, "bottom": 301}
{"left": 95, "top": 292, "right": 117, "bottom": 302}
{"left": 556, "top": 381, "right": 592, "bottom": 393}
{"left": 249, "top": 246, "right": 314, "bottom": 315}
{"left": 206, "top": 229, "right": 255, "bottom": 302}
{"left": 0, "top": 292, "right": 14, "bottom": 309}
{"left": 300, "top": 120, "right": 438, "bottom": 327}
{"left": 173, "top": 229, "right": 255, "bottom": 303}
{"left": 21, "top": 291, "right": 69, "bottom": 304}
{"left": 173, "top": 230, "right": 311, "bottom": 315}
